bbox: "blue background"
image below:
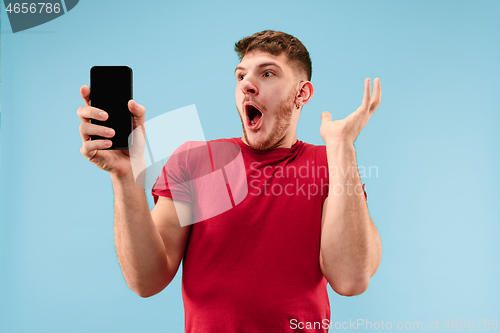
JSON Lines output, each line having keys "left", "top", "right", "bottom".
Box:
{"left": 1, "top": 0, "right": 499, "bottom": 332}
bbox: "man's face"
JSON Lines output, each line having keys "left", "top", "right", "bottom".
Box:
{"left": 235, "top": 51, "right": 300, "bottom": 151}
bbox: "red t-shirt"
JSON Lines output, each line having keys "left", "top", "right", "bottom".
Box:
{"left": 151, "top": 137, "right": 366, "bottom": 332}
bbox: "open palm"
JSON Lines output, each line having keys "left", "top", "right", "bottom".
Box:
{"left": 320, "top": 78, "right": 381, "bottom": 145}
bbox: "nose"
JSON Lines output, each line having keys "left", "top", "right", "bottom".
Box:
{"left": 240, "top": 76, "right": 258, "bottom": 96}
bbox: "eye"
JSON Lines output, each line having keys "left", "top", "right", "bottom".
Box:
{"left": 264, "top": 71, "right": 274, "bottom": 77}
{"left": 237, "top": 74, "right": 245, "bottom": 81}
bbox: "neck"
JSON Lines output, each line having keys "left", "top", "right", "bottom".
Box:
{"left": 241, "top": 133, "right": 298, "bottom": 150}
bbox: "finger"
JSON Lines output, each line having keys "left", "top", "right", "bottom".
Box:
{"left": 321, "top": 111, "right": 332, "bottom": 123}
{"left": 361, "top": 78, "right": 371, "bottom": 111}
{"left": 128, "top": 100, "right": 147, "bottom": 130}
{"left": 79, "top": 122, "right": 115, "bottom": 143}
{"left": 80, "top": 139, "right": 112, "bottom": 160}
{"left": 128, "top": 100, "right": 145, "bottom": 118}
{"left": 80, "top": 85, "right": 91, "bottom": 106}
{"left": 369, "top": 77, "right": 381, "bottom": 114}
{"left": 77, "top": 105, "right": 108, "bottom": 124}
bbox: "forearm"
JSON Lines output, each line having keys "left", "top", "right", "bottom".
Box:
{"left": 111, "top": 172, "right": 170, "bottom": 297}
{"left": 320, "top": 139, "right": 381, "bottom": 294}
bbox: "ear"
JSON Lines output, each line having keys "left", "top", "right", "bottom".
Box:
{"left": 295, "top": 81, "right": 314, "bottom": 107}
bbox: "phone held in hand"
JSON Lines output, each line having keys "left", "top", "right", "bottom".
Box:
{"left": 90, "top": 66, "right": 133, "bottom": 150}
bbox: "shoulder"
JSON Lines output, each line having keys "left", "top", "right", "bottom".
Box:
{"left": 171, "top": 138, "right": 235, "bottom": 156}
{"left": 176, "top": 138, "right": 239, "bottom": 150}
{"left": 168, "top": 138, "right": 241, "bottom": 168}
{"left": 296, "top": 141, "right": 328, "bottom": 169}
{"left": 300, "top": 141, "right": 327, "bottom": 155}
{"left": 207, "top": 137, "right": 238, "bottom": 144}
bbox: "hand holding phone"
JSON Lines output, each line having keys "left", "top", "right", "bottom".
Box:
{"left": 77, "top": 67, "right": 147, "bottom": 179}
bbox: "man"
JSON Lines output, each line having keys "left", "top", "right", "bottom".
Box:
{"left": 78, "top": 30, "right": 382, "bottom": 332}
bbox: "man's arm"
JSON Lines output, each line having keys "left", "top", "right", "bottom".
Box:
{"left": 112, "top": 172, "right": 192, "bottom": 298}
{"left": 77, "top": 85, "right": 191, "bottom": 298}
{"left": 319, "top": 141, "right": 381, "bottom": 296}
{"left": 318, "top": 77, "right": 382, "bottom": 296}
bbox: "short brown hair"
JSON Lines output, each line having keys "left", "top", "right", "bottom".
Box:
{"left": 234, "top": 30, "right": 312, "bottom": 82}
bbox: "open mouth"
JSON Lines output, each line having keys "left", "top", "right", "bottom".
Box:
{"left": 245, "top": 104, "right": 263, "bottom": 129}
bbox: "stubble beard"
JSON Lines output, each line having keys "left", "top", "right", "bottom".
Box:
{"left": 238, "top": 88, "right": 296, "bottom": 151}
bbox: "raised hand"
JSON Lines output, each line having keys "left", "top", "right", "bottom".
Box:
{"left": 320, "top": 78, "right": 381, "bottom": 145}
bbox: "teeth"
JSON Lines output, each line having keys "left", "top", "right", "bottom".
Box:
{"left": 251, "top": 119, "right": 255, "bottom": 125}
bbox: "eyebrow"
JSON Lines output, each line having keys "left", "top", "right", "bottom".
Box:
{"left": 234, "top": 62, "right": 283, "bottom": 74}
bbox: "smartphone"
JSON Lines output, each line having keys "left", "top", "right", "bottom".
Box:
{"left": 90, "top": 66, "right": 133, "bottom": 149}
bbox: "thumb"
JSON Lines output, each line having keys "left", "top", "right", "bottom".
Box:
{"left": 321, "top": 111, "right": 332, "bottom": 123}
{"left": 128, "top": 100, "right": 146, "bottom": 122}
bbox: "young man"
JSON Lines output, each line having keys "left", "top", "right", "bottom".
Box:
{"left": 77, "top": 30, "right": 382, "bottom": 332}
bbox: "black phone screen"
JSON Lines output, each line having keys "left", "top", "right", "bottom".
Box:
{"left": 90, "top": 66, "right": 133, "bottom": 150}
